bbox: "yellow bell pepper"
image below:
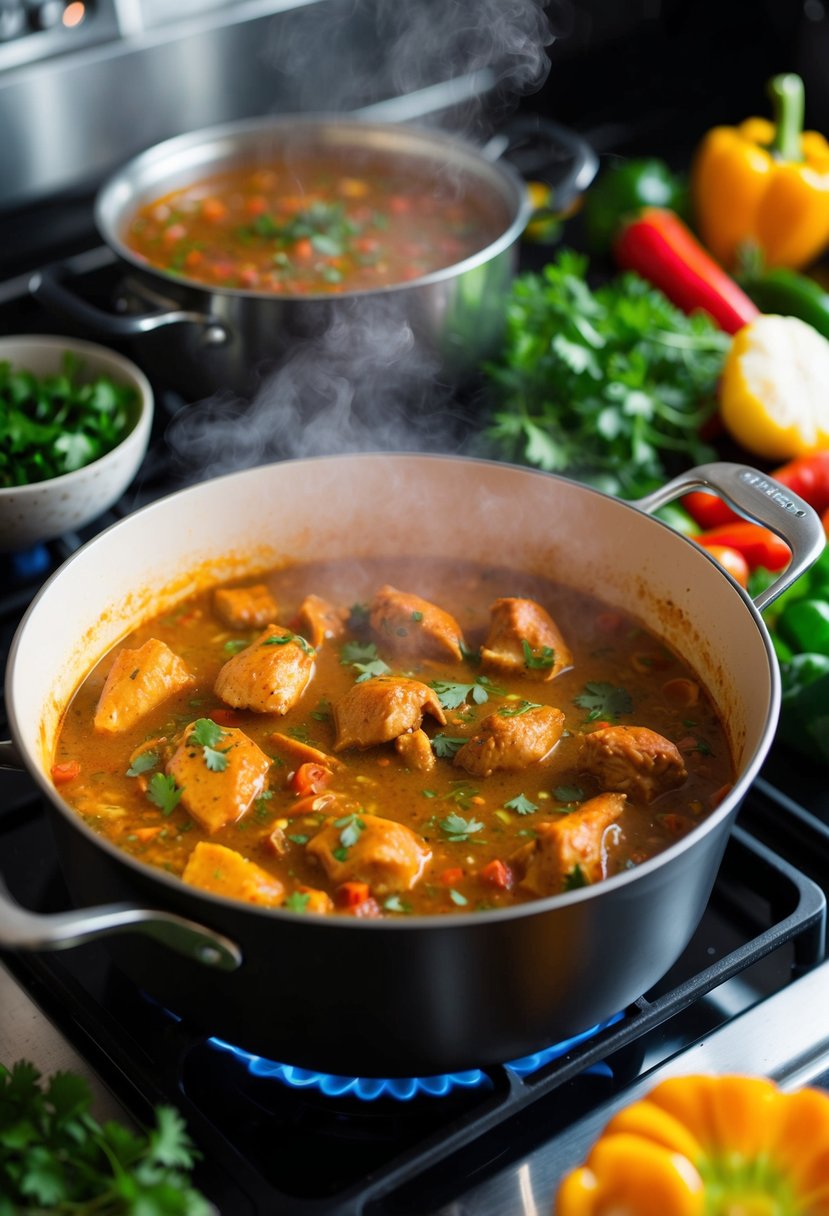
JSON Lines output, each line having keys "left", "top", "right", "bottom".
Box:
{"left": 692, "top": 74, "right": 829, "bottom": 272}
{"left": 718, "top": 313, "right": 829, "bottom": 461}
{"left": 555, "top": 1074, "right": 829, "bottom": 1216}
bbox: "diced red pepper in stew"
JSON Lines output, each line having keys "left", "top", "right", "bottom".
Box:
{"left": 290, "top": 763, "right": 333, "bottom": 797}
{"left": 479, "top": 859, "right": 513, "bottom": 889}
{"left": 51, "top": 760, "right": 81, "bottom": 784}
{"left": 334, "top": 881, "right": 372, "bottom": 909}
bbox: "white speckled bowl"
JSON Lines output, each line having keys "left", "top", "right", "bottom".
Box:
{"left": 0, "top": 335, "right": 154, "bottom": 552}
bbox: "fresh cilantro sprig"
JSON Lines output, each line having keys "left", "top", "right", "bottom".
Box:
{"left": 430, "top": 734, "right": 468, "bottom": 759}
{"left": 339, "top": 640, "right": 391, "bottom": 682}
{"left": 439, "top": 812, "right": 484, "bottom": 842}
{"left": 0, "top": 1060, "right": 210, "bottom": 1214}
{"left": 574, "top": 682, "right": 633, "bottom": 721}
{"left": 482, "top": 250, "right": 728, "bottom": 497}
{"left": 189, "top": 717, "right": 232, "bottom": 772}
{"left": 521, "top": 640, "right": 555, "bottom": 670}
{"left": 147, "top": 773, "right": 183, "bottom": 816}
{"left": 428, "top": 674, "right": 505, "bottom": 710}
{"left": 504, "top": 793, "right": 538, "bottom": 816}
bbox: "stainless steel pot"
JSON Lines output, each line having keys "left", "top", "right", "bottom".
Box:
{"left": 1, "top": 455, "right": 823, "bottom": 1076}
{"left": 29, "top": 115, "right": 594, "bottom": 398}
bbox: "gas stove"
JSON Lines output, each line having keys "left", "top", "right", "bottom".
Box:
{"left": 1, "top": 236, "right": 829, "bottom": 1216}
{"left": 3, "top": 4, "right": 829, "bottom": 1209}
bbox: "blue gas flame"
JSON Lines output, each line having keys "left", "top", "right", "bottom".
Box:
{"left": 208, "top": 1012, "right": 623, "bottom": 1101}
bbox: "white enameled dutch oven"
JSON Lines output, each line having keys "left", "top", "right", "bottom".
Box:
{"left": 0, "top": 455, "right": 823, "bottom": 1075}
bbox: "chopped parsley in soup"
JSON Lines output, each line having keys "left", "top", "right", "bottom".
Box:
{"left": 122, "top": 149, "right": 509, "bottom": 294}
{"left": 52, "top": 557, "right": 735, "bottom": 918}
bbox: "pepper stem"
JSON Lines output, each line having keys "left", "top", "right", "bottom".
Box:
{"left": 768, "top": 73, "right": 805, "bottom": 163}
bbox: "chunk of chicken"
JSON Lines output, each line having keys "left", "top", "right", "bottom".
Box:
{"left": 182, "top": 841, "right": 285, "bottom": 907}
{"left": 369, "top": 585, "right": 464, "bottom": 662}
{"left": 268, "top": 732, "right": 341, "bottom": 771}
{"left": 333, "top": 676, "right": 446, "bottom": 751}
{"left": 480, "top": 598, "right": 572, "bottom": 681}
{"left": 579, "top": 725, "right": 687, "bottom": 803}
{"left": 395, "top": 728, "right": 436, "bottom": 772}
{"left": 296, "top": 593, "right": 347, "bottom": 649}
{"left": 453, "top": 705, "right": 565, "bottom": 777}
{"left": 94, "top": 638, "right": 194, "bottom": 735}
{"left": 167, "top": 721, "right": 272, "bottom": 833}
{"left": 214, "top": 625, "right": 315, "bottom": 715}
{"left": 306, "top": 812, "right": 431, "bottom": 895}
{"left": 510, "top": 793, "right": 627, "bottom": 895}
{"left": 213, "top": 583, "right": 278, "bottom": 630}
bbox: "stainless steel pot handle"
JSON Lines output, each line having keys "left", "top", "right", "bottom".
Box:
{"left": 0, "top": 742, "right": 241, "bottom": 970}
{"left": 480, "top": 115, "right": 599, "bottom": 211}
{"left": 0, "top": 871, "right": 242, "bottom": 970}
{"left": 29, "top": 263, "right": 229, "bottom": 345}
{"left": 632, "top": 461, "right": 826, "bottom": 613}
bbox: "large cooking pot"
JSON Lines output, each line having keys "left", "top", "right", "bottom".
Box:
{"left": 29, "top": 115, "right": 594, "bottom": 399}
{"left": 0, "top": 455, "right": 823, "bottom": 1076}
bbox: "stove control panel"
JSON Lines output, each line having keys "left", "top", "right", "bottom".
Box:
{"left": 0, "top": 0, "right": 118, "bottom": 69}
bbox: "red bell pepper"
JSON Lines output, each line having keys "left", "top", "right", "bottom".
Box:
{"left": 613, "top": 207, "right": 760, "bottom": 334}
{"left": 694, "top": 541, "right": 750, "bottom": 587}
{"left": 684, "top": 450, "right": 829, "bottom": 529}
{"left": 696, "top": 521, "right": 791, "bottom": 571}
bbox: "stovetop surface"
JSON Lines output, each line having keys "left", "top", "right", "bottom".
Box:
{"left": 2, "top": 238, "right": 829, "bottom": 1214}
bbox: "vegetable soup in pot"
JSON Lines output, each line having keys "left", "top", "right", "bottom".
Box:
{"left": 52, "top": 556, "right": 735, "bottom": 918}
{"left": 123, "top": 148, "right": 511, "bottom": 295}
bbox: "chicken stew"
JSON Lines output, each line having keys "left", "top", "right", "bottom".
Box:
{"left": 52, "top": 557, "right": 735, "bottom": 918}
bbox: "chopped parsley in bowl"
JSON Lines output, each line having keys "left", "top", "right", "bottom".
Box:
{"left": 0, "top": 335, "right": 153, "bottom": 551}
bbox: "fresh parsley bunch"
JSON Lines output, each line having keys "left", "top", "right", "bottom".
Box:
{"left": 0, "top": 1061, "right": 211, "bottom": 1215}
{"left": 482, "top": 250, "right": 730, "bottom": 498}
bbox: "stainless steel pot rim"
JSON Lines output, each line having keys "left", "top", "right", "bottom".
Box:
{"left": 6, "top": 452, "right": 781, "bottom": 929}
{"left": 94, "top": 113, "right": 534, "bottom": 302}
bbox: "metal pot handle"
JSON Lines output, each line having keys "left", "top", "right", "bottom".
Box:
{"left": 480, "top": 115, "right": 599, "bottom": 211}
{"left": 632, "top": 461, "right": 826, "bottom": 613}
{"left": 29, "top": 263, "right": 229, "bottom": 345}
{"left": 0, "top": 743, "right": 241, "bottom": 970}
{"left": 0, "top": 871, "right": 242, "bottom": 970}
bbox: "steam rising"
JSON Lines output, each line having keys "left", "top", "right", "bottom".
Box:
{"left": 164, "top": 0, "right": 555, "bottom": 482}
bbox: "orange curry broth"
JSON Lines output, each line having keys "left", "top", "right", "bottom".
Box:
{"left": 53, "top": 557, "right": 735, "bottom": 918}
{"left": 123, "top": 150, "right": 509, "bottom": 294}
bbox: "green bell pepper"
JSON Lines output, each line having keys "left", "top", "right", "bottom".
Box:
{"left": 583, "top": 158, "right": 688, "bottom": 254}
{"left": 777, "top": 598, "right": 829, "bottom": 657}
{"left": 778, "top": 653, "right": 829, "bottom": 764}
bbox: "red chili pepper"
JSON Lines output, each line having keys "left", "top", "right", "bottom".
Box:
{"left": 51, "top": 760, "right": 81, "bottom": 784}
{"left": 697, "top": 521, "right": 791, "bottom": 571}
{"left": 439, "top": 866, "right": 464, "bottom": 886}
{"left": 290, "top": 762, "right": 332, "bottom": 797}
{"left": 613, "top": 207, "right": 760, "bottom": 334}
{"left": 211, "top": 707, "right": 242, "bottom": 727}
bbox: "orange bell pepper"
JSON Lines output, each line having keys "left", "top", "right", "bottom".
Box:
{"left": 555, "top": 1074, "right": 829, "bottom": 1215}
{"left": 692, "top": 74, "right": 829, "bottom": 272}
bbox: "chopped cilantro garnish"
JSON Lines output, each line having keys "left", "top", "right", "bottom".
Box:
{"left": 146, "top": 773, "right": 183, "bottom": 816}
{"left": 553, "top": 784, "right": 585, "bottom": 803}
{"left": 410, "top": 611, "right": 424, "bottom": 622}
{"left": 563, "top": 864, "right": 588, "bottom": 891}
{"left": 521, "top": 639, "right": 556, "bottom": 669}
{"left": 498, "top": 700, "right": 542, "bottom": 717}
{"left": 334, "top": 813, "right": 366, "bottom": 849}
{"left": 504, "top": 793, "right": 538, "bottom": 816}
{"left": 223, "top": 638, "right": 249, "bottom": 654}
{"left": 202, "top": 746, "right": 229, "bottom": 773}
{"left": 126, "top": 749, "right": 159, "bottom": 777}
{"left": 439, "top": 812, "right": 484, "bottom": 842}
{"left": 353, "top": 659, "right": 392, "bottom": 683}
{"left": 287, "top": 833, "right": 309, "bottom": 845}
{"left": 383, "top": 894, "right": 411, "bottom": 914}
{"left": 340, "top": 640, "right": 379, "bottom": 665}
{"left": 430, "top": 734, "right": 467, "bottom": 759}
{"left": 440, "top": 782, "right": 481, "bottom": 811}
{"left": 428, "top": 674, "right": 505, "bottom": 710}
{"left": 284, "top": 891, "right": 311, "bottom": 913}
{"left": 262, "top": 631, "right": 314, "bottom": 655}
{"left": 449, "top": 888, "right": 468, "bottom": 907}
{"left": 574, "top": 682, "right": 633, "bottom": 721}
{"left": 190, "top": 718, "right": 224, "bottom": 748}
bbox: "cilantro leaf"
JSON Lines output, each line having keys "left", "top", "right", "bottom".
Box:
{"left": 554, "top": 784, "right": 585, "bottom": 803}
{"left": 482, "top": 250, "right": 727, "bottom": 497}
{"left": 498, "top": 699, "right": 542, "bottom": 717}
{"left": 574, "top": 681, "right": 633, "bottom": 721}
{"left": 563, "top": 864, "right": 589, "bottom": 891}
{"left": 202, "top": 745, "right": 229, "bottom": 772}
{"left": 126, "top": 749, "right": 159, "bottom": 777}
{"left": 146, "top": 773, "right": 183, "bottom": 816}
{"left": 521, "top": 639, "right": 555, "bottom": 670}
{"left": 284, "top": 891, "right": 311, "bottom": 913}
{"left": 430, "top": 734, "right": 468, "bottom": 759}
{"left": 334, "top": 813, "right": 366, "bottom": 850}
{"left": 439, "top": 812, "right": 484, "bottom": 841}
{"left": 189, "top": 718, "right": 224, "bottom": 748}
{"left": 428, "top": 675, "right": 505, "bottom": 710}
{"left": 504, "top": 793, "right": 538, "bottom": 816}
